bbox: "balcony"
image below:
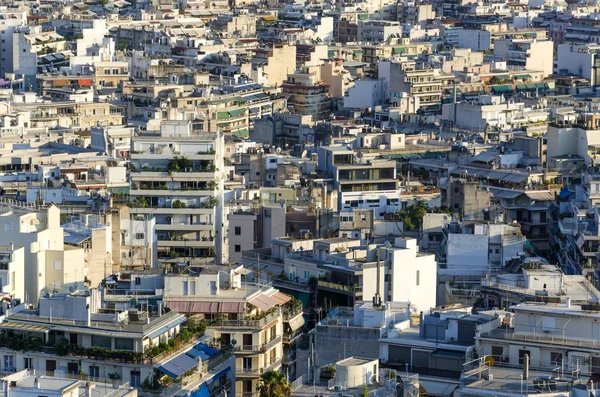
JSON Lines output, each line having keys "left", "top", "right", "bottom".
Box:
{"left": 209, "top": 311, "right": 280, "bottom": 329}
{"left": 272, "top": 279, "right": 310, "bottom": 293}
{"left": 233, "top": 335, "right": 282, "bottom": 355}
{"left": 236, "top": 357, "right": 282, "bottom": 378}
{"left": 317, "top": 280, "right": 362, "bottom": 296}
{"left": 156, "top": 223, "right": 213, "bottom": 231}
{"left": 157, "top": 240, "right": 214, "bottom": 248}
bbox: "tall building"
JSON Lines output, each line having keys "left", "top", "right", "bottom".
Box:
{"left": 129, "top": 121, "right": 226, "bottom": 263}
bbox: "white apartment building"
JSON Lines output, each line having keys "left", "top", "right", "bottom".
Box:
{"left": 477, "top": 301, "right": 600, "bottom": 375}
{"left": 0, "top": 6, "right": 27, "bottom": 78}
{"left": 0, "top": 203, "right": 86, "bottom": 305}
{"left": 357, "top": 20, "right": 402, "bottom": 43}
{"left": 493, "top": 39, "right": 554, "bottom": 77}
{"left": 129, "top": 121, "right": 226, "bottom": 263}
{"left": 557, "top": 43, "right": 600, "bottom": 87}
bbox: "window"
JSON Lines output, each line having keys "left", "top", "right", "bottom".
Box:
{"left": 416, "top": 270, "right": 420, "bottom": 286}
{"left": 551, "top": 352, "right": 563, "bottom": 365}
{"left": 130, "top": 371, "right": 141, "bottom": 388}
{"left": 304, "top": 271, "right": 310, "bottom": 279}
{"left": 384, "top": 274, "right": 391, "bottom": 282}
{"left": 115, "top": 338, "right": 134, "bottom": 350}
{"left": 24, "top": 358, "right": 33, "bottom": 369}
{"left": 89, "top": 366, "right": 100, "bottom": 378}
{"left": 136, "top": 233, "right": 144, "bottom": 239}
{"left": 113, "top": 68, "right": 119, "bottom": 75}
{"left": 4, "top": 223, "right": 11, "bottom": 232}
{"left": 235, "top": 245, "right": 241, "bottom": 252}
{"left": 52, "top": 261, "right": 62, "bottom": 271}
{"left": 495, "top": 249, "right": 500, "bottom": 254}
{"left": 256, "top": 172, "right": 260, "bottom": 176}
{"left": 234, "top": 226, "right": 241, "bottom": 235}
{"left": 182, "top": 281, "right": 189, "bottom": 295}
{"left": 91, "top": 335, "right": 111, "bottom": 349}
{"left": 135, "top": 277, "right": 141, "bottom": 285}
{"left": 3, "top": 355, "right": 13, "bottom": 371}
{"left": 190, "top": 281, "right": 196, "bottom": 295}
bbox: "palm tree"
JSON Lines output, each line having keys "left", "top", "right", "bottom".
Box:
{"left": 257, "top": 370, "right": 291, "bottom": 397}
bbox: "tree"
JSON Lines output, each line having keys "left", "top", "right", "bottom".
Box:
{"left": 257, "top": 370, "right": 291, "bottom": 397}
{"left": 361, "top": 384, "right": 370, "bottom": 397}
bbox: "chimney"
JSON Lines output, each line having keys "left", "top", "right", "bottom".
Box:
{"left": 566, "top": 297, "right": 571, "bottom": 308}
{"left": 419, "top": 311, "right": 425, "bottom": 339}
{"left": 523, "top": 354, "right": 529, "bottom": 381}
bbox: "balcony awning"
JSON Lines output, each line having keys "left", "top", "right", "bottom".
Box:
{"left": 287, "top": 314, "right": 305, "bottom": 331}
{"left": 158, "top": 353, "right": 198, "bottom": 379}
{"left": 220, "top": 302, "right": 245, "bottom": 313}
{"left": 166, "top": 301, "right": 220, "bottom": 314}
{"left": 0, "top": 321, "right": 49, "bottom": 333}
{"left": 195, "top": 343, "right": 219, "bottom": 357}
{"left": 491, "top": 85, "right": 513, "bottom": 93}
{"left": 185, "top": 347, "right": 211, "bottom": 361}
{"left": 269, "top": 291, "right": 292, "bottom": 305}
{"left": 249, "top": 293, "right": 279, "bottom": 311}
{"left": 228, "top": 108, "right": 245, "bottom": 117}
{"left": 78, "top": 79, "right": 93, "bottom": 87}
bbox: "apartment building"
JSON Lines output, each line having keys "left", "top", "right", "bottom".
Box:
{"left": 317, "top": 145, "right": 398, "bottom": 217}
{"left": 0, "top": 203, "right": 86, "bottom": 305}
{"left": 557, "top": 43, "right": 600, "bottom": 87}
{"left": 282, "top": 70, "right": 332, "bottom": 121}
{"left": 0, "top": 6, "right": 27, "bottom": 78}
{"left": 493, "top": 39, "right": 553, "bottom": 77}
{"left": 357, "top": 20, "right": 402, "bottom": 43}
{"left": 476, "top": 301, "right": 600, "bottom": 375}
{"left": 250, "top": 44, "right": 297, "bottom": 88}
{"left": 163, "top": 265, "right": 299, "bottom": 397}
{"left": 378, "top": 60, "right": 444, "bottom": 111}
{"left": 0, "top": 289, "right": 236, "bottom": 397}
{"left": 361, "top": 40, "right": 432, "bottom": 70}
{"left": 129, "top": 121, "right": 226, "bottom": 263}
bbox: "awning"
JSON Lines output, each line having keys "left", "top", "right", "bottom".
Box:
{"left": 185, "top": 347, "right": 211, "bottom": 361}
{"left": 492, "top": 85, "right": 513, "bottom": 93}
{"left": 270, "top": 291, "right": 292, "bottom": 305}
{"left": 220, "top": 302, "right": 245, "bottom": 313}
{"left": 78, "top": 79, "right": 92, "bottom": 87}
{"left": 232, "top": 128, "right": 248, "bottom": 137}
{"left": 146, "top": 324, "right": 174, "bottom": 340}
{"left": 0, "top": 321, "right": 49, "bottom": 333}
{"left": 166, "top": 301, "right": 190, "bottom": 313}
{"left": 249, "top": 293, "right": 279, "bottom": 311}
{"left": 217, "top": 111, "right": 229, "bottom": 120}
{"left": 189, "top": 301, "right": 220, "bottom": 313}
{"left": 53, "top": 79, "right": 69, "bottom": 87}
{"left": 228, "top": 108, "right": 245, "bottom": 117}
{"left": 195, "top": 343, "right": 219, "bottom": 357}
{"left": 393, "top": 47, "right": 406, "bottom": 54}
{"left": 287, "top": 314, "right": 305, "bottom": 331}
{"left": 158, "top": 353, "right": 198, "bottom": 379}
{"left": 514, "top": 74, "right": 531, "bottom": 79}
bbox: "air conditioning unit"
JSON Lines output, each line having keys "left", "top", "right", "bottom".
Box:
{"left": 333, "top": 385, "right": 342, "bottom": 391}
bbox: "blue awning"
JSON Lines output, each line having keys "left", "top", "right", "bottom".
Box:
{"left": 145, "top": 324, "right": 173, "bottom": 340}
{"left": 195, "top": 343, "right": 218, "bottom": 357}
{"left": 191, "top": 384, "right": 210, "bottom": 397}
{"left": 158, "top": 353, "right": 198, "bottom": 378}
{"left": 186, "top": 348, "right": 211, "bottom": 361}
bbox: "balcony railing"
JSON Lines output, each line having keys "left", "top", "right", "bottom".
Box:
{"left": 236, "top": 357, "right": 282, "bottom": 376}
{"left": 317, "top": 280, "right": 362, "bottom": 294}
{"left": 233, "top": 335, "right": 282, "bottom": 353}
{"left": 209, "top": 311, "right": 280, "bottom": 329}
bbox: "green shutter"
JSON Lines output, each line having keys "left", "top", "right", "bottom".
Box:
{"left": 232, "top": 128, "right": 249, "bottom": 137}
{"left": 328, "top": 50, "right": 335, "bottom": 57}
{"left": 228, "top": 109, "right": 245, "bottom": 117}
{"left": 393, "top": 47, "right": 406, "bottom": 54}
{"left": 217, "top": 111, "right": 229, "bottom": 120}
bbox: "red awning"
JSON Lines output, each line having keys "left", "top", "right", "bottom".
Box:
{"left": 78, "top": 79, "right": 92, "bottom": 87}
{"left": 220, "top": 302, "right": 245, "bottom": 313}
{"left": 166, "top": 301, "right": 190, "bottom": 313}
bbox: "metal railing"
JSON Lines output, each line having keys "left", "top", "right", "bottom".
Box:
{"left": 210, "top": 311, "right": 280, "bottom": 329}
{"left": 272, "top": 279, "right": 310, "bottom": 292}
{"left": 233, "top": 335, "right": 281, "bottom": 353}
{"left": 236, "top": 357, "right": 282, "bottom": 376}
{"left": 317, "top": 280, "right": 362, "bottom": 293}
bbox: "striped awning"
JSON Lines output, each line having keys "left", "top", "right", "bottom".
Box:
{"left": 269, "top": 292, "right": 292, "bottom": 305}
{"left": 166, "top": 301, "right": 243, "bottom": 314}
{"left": 249, "top": 294, "right": 279, "bottom": 311}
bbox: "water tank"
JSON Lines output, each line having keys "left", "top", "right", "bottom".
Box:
{"left": 448, "top": 220, "right": 461, "bottom": 234}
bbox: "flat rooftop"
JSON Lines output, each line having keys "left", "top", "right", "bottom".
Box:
{"left": 338, "top": 357, "right": 377, "bottom": 366}
{"left": 1, "top": 373, "right": 132, "bottom": 397}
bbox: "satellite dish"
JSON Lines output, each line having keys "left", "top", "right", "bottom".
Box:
{"left": 276, "top": 147, "right": 282, "bottom": 154}
{"left": 301, "top": 150, "right": 308, "bottom": 158}
{"left": 384, "top": 240, "right": 392, "bottom": 248}
{"left": 68, "top": 285, "right": 76, "bottom": 293}
{"left": 231, "top": 339, "right": 237, "bottom": 345}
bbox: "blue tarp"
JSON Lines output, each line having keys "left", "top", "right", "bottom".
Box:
{"left": 195, "top": 343, "right": 218, "bottom": 357}
{"left": 559, "top": 189, "right": 574, "bottom": 199}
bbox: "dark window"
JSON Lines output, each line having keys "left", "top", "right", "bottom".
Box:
{"left": 235, "top": 245, "right": 241, "bottom": 252}
{"left": 135, "top": 277, "right": 141, "bottom": 285}
{"left": 551, "top": 352, "right": 563, "bottom": 365}
{"left": 234, "top": 226, "right": 241, "bottom": 235}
